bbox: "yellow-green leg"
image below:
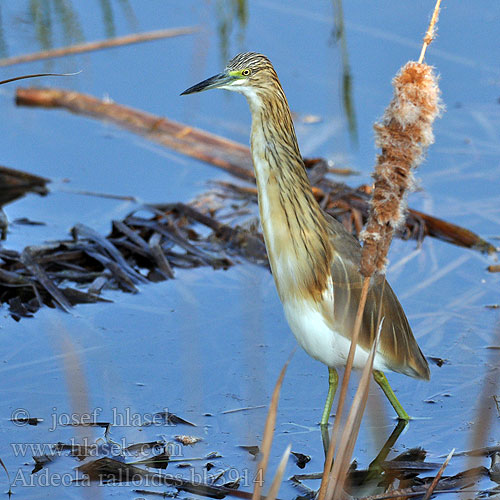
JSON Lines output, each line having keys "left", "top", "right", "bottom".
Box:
{"left": 373, "top": 370, "right": 410, "bottom": 421}
{"left": 320, "top": 367, "right": 338, "bottom": 426}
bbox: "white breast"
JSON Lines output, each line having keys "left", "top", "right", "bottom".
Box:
{"left": 282, "top": 295, "right": 391, "bottom": 372}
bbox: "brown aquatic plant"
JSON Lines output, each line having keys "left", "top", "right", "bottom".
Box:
{"left": 360, "top": 60, "right": 443, "bottom": 276}
{"left": 319, "top": 2, "right": 444, "bottom": 499}
{"left": 251, "top": 352, "right": 293, "bottom": 500}
{"left": 321, "top": 54, "right": 443, "bottom": 500}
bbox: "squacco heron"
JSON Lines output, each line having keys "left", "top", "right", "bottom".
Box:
{"left": 182, "top": 53, "right": 430, "bottom": 426}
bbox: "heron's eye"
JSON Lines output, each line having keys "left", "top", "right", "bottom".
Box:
{"left": 241, "top": 68, "right": 251, "bottom": 76}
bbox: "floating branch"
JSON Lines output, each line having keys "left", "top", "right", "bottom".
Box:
{"left": 0, "top": 27, "right": 198, "bottom": 67}
{"left": 16, "top": 87, "right": 254, "bottom": 181}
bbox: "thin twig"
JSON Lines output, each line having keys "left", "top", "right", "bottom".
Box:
{"left": 422, "top": 448, "right": 455, "bottom": 500}
{"left": 0, "top": 71, "right": 80, "bottom": 85}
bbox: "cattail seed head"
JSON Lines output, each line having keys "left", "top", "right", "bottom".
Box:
{"left": 360, "top": 62, "right": 443, "bottom": 277}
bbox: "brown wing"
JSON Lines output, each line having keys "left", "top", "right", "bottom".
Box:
{"left": 323, "top": 213, "right": 430, "bottom": 380}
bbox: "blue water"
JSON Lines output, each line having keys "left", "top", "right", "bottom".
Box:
{"left": 1, "top": 1, "right": 499, "bottom": 498}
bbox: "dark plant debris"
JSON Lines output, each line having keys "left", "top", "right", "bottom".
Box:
{"left": 0, "top": 165, "right": 49, "bottom": 239}
{"left": 292, "top": 457, "right": 493, "bottom": 500}
{"left": 124, "top": 441, "right": 165, "bottom": 455}
{"left": 154, "top": 411, "right": 196, "bottom": 427}
{"left": 239, "top": 445, "right": 260, "bottom": 457}
{"left": 1, "top": 172, "right": 494, "bottom": 320}
{"left": 0, "top": 202, "right": 261, "bottom": 319}
{"left": 13, "top": 86, "right": 495, "bottom": 254}
{"left": 10, "top": 416, "right": 43, "bottom": 426}
{"left": 78, "top": 457, "right": 252, "bottom": 498}
{"left": 291, "top": 451, "right": 311, "bottom": 469}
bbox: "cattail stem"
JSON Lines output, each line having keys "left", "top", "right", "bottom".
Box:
{"left": 418, "top": 0, "right": 442, "bottom": 64}
{"left": 319, "top": 3, "right": 444, "bottom": 499}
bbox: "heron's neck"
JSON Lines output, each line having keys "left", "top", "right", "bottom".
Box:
{"left": 245, "top": 89, "right": 333, "bottom": 302}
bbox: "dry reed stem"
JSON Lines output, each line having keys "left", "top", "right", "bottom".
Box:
{"left": 265, "top": 444, "right": 292, "bottom": 500}
{"left": 0, "top": 27, "right": 197, "bottom": 67}
{"left": 461, "top": 321, "right": 500, "bottom": 499}
{"left": 251, "top": 353, "right": 293, "bottom": 500}
{"left": 326, "top": 322, "right": 382, "bottom": 499}
{"left": 422, "top": 448, "right": 454, "bottom": 500}
{"left": 317, "top": 276, "right": 370, "bottom": 500}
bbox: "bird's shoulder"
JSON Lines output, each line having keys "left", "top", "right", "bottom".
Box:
{"left": 323, "top": 211, "right": 365, "bottom": 285}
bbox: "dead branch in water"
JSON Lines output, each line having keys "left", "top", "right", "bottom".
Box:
{"left": 0, "top": 27, "right": 198, "bottom": 67}
{"left": 15, "top": 87, "right": 494, "bottom": 254}
{"left": 16, "top": 87, "right": 254, "bottom": 181}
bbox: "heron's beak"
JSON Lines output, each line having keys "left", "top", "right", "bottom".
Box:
{"left": 180, "top": 72, "right": 235, "bottom": 95}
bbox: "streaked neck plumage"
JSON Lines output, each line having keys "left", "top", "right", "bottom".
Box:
{"left": 238, "top": 76, "right": 333, "bottom": 303}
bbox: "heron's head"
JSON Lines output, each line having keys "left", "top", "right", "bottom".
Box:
{"left": 181, "top": 52, "right": 279, "bottom": 102}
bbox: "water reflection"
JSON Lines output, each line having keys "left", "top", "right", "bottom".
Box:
{"left": 331, "top": 0, "right": 358, "bottom": 145}
{"left": 99, "top": 0, "right": 116, "bottom": 37}
{"left": 1, "top": 0, "right": 136, "bottom": 57}
{"left": 0, "top": 7, "right": 7, "bottom": 57}
{"left": 52, "top": 0, "right": 85, "bottom": 45}
{"left": 216, "top": 0, "right": 248, "bottom": 65}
